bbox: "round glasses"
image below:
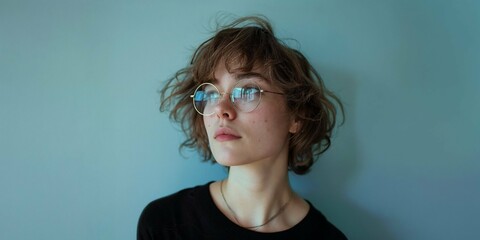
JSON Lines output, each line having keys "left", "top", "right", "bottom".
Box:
{"left": 190, "top": 79, "right": 284, "bottom": 116}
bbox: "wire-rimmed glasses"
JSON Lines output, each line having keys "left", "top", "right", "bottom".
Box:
{"left": 190, "top": 79, "right": 284, "bottom": 116}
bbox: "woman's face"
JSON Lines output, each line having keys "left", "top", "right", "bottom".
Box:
{"left": 203, "top": 64, "right": 297, "bottom": 167}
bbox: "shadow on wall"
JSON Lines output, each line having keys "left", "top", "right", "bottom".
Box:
{"left": 303, "top": 68, "right": 396, "bottom": 240}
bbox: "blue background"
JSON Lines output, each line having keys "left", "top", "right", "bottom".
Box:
{"left": 1, "top": 0, "right": 479, "bottom": 239}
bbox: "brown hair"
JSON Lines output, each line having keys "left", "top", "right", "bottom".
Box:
{"left": 159, "top": 15, "right": 344, "bottom": 174}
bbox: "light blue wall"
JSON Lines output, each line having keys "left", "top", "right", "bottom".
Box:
{"left": 1, "top": 0, "right": 478, "bottom": 239}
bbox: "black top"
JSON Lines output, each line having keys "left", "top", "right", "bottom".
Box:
{"left": 137, "top": 182, "right": 347, "bottom": 240}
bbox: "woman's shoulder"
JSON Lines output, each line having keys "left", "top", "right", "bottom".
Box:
{"left": 137, "top": 182, "right": 215, "bottom": 239}
{"left": 144, "top": 182, "right": 210, "bottom": 211}
{"left": 139, "top": 182, "right": 212, "bottom": 222}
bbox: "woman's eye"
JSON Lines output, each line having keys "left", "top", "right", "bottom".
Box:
{"left": 204, "top": 91, "right": 219, "bottom": 100}
{"left": 244, "top": 87, "right": 259, "bottom": 94}
{"left": 234, "top": 87, "right": 258, "bottom": 101}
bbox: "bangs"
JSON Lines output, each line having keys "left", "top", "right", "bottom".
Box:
{"left": 191, "top": 26, "right": 282, "bottom": 84}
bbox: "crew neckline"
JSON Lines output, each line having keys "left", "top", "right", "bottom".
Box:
{"left": 204, "top": 181, "right": 312, "bottom": 236}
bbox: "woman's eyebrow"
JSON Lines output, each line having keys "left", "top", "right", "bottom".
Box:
{"left": 235, "top": 72, "right": 268, "bottom": 82}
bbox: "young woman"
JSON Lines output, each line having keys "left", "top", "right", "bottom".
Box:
{"left": 138, "top": 15, "right": 347, "bottom": 239}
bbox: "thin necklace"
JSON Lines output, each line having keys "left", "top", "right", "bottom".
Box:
{"left": 220, "top": 180, "right": 292, "bottom": 230}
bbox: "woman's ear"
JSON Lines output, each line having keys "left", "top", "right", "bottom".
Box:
{"left": 289, "top": 119, "right": 301, "bottom": 134}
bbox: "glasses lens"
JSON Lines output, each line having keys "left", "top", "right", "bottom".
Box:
{"left": 231, "top": 80, "right": 261, "bottom": 112}
{"left": 193, "top": 83, "right": 219, "bottom": 115}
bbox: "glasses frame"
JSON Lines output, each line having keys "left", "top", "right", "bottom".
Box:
{"left": 190, "top": 80, "right": 284, "bottom": 116}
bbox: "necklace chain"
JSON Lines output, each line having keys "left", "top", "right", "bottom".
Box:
{"left": 220, "top": 180, "right": 291, "bottom": 230}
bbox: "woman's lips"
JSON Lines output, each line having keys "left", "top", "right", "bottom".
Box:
{"left": 214, "top": 127, "right": 241, "bottom": 142}
{"left": 214, "top": 134, "right": 241, "bottom": 141}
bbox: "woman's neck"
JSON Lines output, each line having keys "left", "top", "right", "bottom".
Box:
{"left": 219, "top": 163, "right": 294, "bottom": 230}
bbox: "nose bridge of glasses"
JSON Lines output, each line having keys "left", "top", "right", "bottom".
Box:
{"left": 217, "top": 92, "right": 235, "bottom": 105}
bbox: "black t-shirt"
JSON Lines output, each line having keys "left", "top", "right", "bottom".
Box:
{"left": 137, "top": 182, "right": 347, "bottom": 240}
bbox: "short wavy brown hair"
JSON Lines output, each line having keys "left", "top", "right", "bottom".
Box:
{"left": 159, "top": 15, "right": 343, "bottom": 174}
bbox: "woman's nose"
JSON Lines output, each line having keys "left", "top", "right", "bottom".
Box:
{"left": 214, "top": 93, "right": 237, "bottom": 120}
